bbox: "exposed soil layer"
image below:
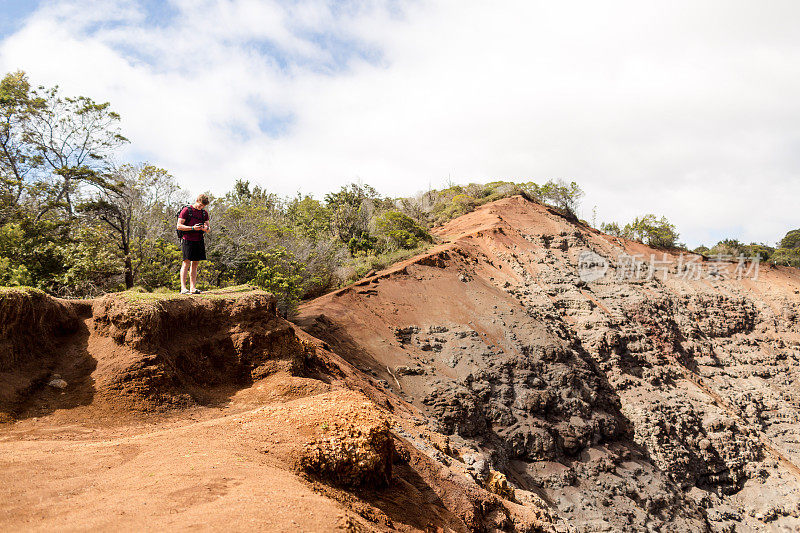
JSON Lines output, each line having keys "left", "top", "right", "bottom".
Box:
{"left": 1, "top": 285, "right": 550, "bottom": 532}
{"left": 0, "top": 288, "right": 85, "bottom": 421}
{"left": 296, "top": 195, "right": 800, "bottom": 532}
{"left": 90, "top": 290, "right": 313, "bottom": 410}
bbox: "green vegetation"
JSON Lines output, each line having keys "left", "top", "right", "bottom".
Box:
{"left": 114, "top": 284, "right": 261, "bottom": 306}
{"left": 601, "top": 217, "right": 797, "bottom": 266}
{"left": 755, "top": 229, "right": 800, "bottom": 267}
{"left": 0, "top": 285, "right": 44, "bottom": 298}
{"left": 601, "top": 214, "right": 681, "bottom": 248}
{"left": 397, "top": 179, "right": 584, "bottom": 228}
{"left": 689, "top": 230, "right": 800, "bottom": 266}
{"left": 691, "top": 239, "right": 774, "bottom": 262}
{"left": 10, "top": 69, "right": 799, "bottom": 313}
{"left": 1, "top": 70, "right": 594, "bottom": 314}
{"left": 343, "top": 243, "right": 435, "bottom": 284}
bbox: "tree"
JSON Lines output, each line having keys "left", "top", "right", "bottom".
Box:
{"left": 325, "top": 183, "right": 380, "bottom": 251}
{"left": 135, "top": 238, "right": 183, "bottom": 290}
{"left": 373, "top": 210, "right": 432, "bottom": 251}
{"left": 743, "top": 243, "right": 773, "bottom": 262}
{"left": 285, "top": 194, "right": 331, "bottom": 241}
{"left": 0, "top": 216, "right": 72, "bottom": 291}
{"left": 24, "top": 82, "right": 129, "bottom": 218}
{"left": 0, "top": 255, "right": 31, "bottom": 286}
{"left": 767, "top": 229, "right": 800, "bottom": 266}
{"left": 79, "top": 164, "right": 179, "bottom": 289}
{"left": 204, "top": 180, "right": 283, "bottom": 285}
{"left": 621, "top": 214, "right": 679, "bottom": 248}
{"left": 600, "top": 222, "right": 623, "bottom": 237}
{"left": 244, "top": 248, "right": 306, "bottom": 316}
{"left": 0, "top": 71, "right": 39, "bottom": 222}
{"left": 780, "top": 230, "right": 800, "bottom": 250}
{"left": 537, "top": 179, "right": 584, "bottom": 215}
{"left": 770, "top": 247, "right": 800, "bottom": 267}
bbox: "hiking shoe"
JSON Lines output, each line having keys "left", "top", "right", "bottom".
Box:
{"left": 180, "top": 288, "right": 190, "bottom": 294}
{"left": 192, "top": 289, "right": 202, "bottom": 294}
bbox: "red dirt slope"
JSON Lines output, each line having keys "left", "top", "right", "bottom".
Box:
{"left": 1, "top": 286, "right": 550, "bottom": 532}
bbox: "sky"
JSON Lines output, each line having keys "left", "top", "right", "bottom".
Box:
{"left": 0, "top": 0, "right": 798, "bottom": 248}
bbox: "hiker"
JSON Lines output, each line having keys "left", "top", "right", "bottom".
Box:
{"left": 177, "top": 194, "right": 210, "bottom": 294}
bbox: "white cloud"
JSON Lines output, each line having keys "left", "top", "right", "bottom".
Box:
{"left": 1, "top": 0, "right": 799, "bottom": 247}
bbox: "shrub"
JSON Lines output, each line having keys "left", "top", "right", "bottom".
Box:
{"left": 244, "top": 248, "right": 306, "bottom": 316}
{"left": 770, "top": 247, "right": 800, "bottom": 267}
{"left": 622, "top": 214, "right": 679, "bottom": 248}
{"left": 693, "top": 245, "right": 710, "bottom": 255}
{"left": 537, "top": 179, "right": 584, "bottom": 215}
{"left": 0, "top": 256, "right": 32, "bottom": 286}
{"left": 372, "top": 211, "right": 432, "bottom": 251}
{"left": 600, "top": 222, "right": 623, "bottom": 237}
{"left": 341, "top": 244, "right": 433, "bottom": 284}
{"left": 780, "top": 229, "right": 800, "bottom": 250}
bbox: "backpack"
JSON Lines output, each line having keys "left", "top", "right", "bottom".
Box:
{"left": 176, "top": 205, "right": 195, "bottom": 241}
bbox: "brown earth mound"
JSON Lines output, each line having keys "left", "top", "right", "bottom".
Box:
{"left": 299, "top": 396, "right": 393, "bottom": 488}
{"left": 1, "top": 284, "right": 553, "bottom": 532}
{"left": 0, "top": 287, "right": 84, "bottom": 421}
{"left": 1, "top": 287, "right": 314, "bottom": 419}
{"left": 90, "top": 290, "right": 313, "bottom": 410}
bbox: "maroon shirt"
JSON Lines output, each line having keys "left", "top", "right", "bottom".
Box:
{"left": 179, "top": 206, "right": 209, "bottom": 242}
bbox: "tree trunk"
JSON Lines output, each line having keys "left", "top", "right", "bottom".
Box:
{"left": 122, "top": 239, "right": 133, "bottom": 289}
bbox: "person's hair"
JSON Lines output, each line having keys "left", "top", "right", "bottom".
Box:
{"left": 196, "top": 193, "right": 210, "bottom": 206}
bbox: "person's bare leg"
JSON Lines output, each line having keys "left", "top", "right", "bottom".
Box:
{"left": 180, "top": 260, "right": 190, "bottom": 291}
{"left": 189, "top": 261, "right": 199, "bottom": 291}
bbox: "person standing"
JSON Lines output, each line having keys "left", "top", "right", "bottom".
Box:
{"left": 177, "top": 194, "right": 210, "bottom": 294}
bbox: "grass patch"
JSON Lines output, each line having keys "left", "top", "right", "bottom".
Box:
{"left": 112, "top": 284, "right": 265, "bottom": 306}
{"left": 0, "top": 286, "right": 45, "bottom": 299}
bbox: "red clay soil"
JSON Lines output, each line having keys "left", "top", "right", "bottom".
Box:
{"left": 0, "top": 285, "right": 549, "bottom": 532}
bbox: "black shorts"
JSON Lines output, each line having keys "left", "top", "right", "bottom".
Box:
{"left": 181, "top": 239, "right": 206, "bottom": 261}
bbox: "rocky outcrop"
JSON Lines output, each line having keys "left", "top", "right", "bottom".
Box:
{"left": 296, "top": 195, "right": 800, "bottom": 532}
{"left": 299, "top": 396, "right": 393, "bottom": 488}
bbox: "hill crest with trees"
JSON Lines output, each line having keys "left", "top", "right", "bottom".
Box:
{"left": 1, "top": 70, "right": 796, "bottom": 313}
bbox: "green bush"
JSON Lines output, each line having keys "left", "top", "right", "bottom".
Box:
{"left": 780, "top": 229, "right": 800, "bottom": 250}
{"left": 347, "top": 234, "right": 378, "bottom": 256}
{"left": 693, "top": 245, "right": 710, "bottom": 255}
{"left": 622, "top": 214, "right": 679, "bottom": 248}
{"left": 600, "top": 222, "right": 623, "bottom": 237}
{"left": 770, "top": 247, "right": 800, "bottom": 267}
{"left": 373, "top": 210, "right": 432, "bottom": 251}
{"left": 432, "top": 194, "right": 478, "bottom": 225}
{"left": 767, "top": 229, "right": 800, "bottom": 266}
{"left": 244, "top": 248, "right": 306, "bottom": 316}
{"left": 134, "top": 238, "right": 183, "bottom": 291}
{"left": 0, "top": 256, "right": 32, "bottom": 286}
{"left": 704, "top": 239, "right": 773, "bottom": 261}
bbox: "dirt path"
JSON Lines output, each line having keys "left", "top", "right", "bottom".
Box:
{"left": 0, "top": 401, "right": 352, "bottom": 532}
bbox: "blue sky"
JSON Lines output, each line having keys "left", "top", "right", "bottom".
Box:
{"left": 1, "top": 0, "right": 799, "bottom": 248}
{"left": 0, "top": 1, "right": 41, "bottom": 37}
